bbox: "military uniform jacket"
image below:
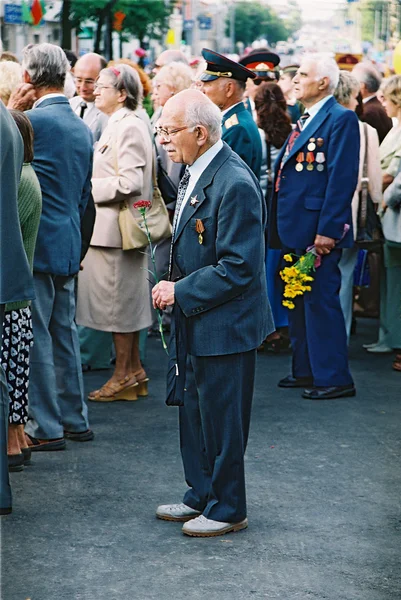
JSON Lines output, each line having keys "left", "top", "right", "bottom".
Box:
{"left": 222, "top": 102, "right": 262, "bottom": 178}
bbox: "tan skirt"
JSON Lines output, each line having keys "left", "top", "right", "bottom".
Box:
{"left": 76, "top": 246, "right": 152, "bottom": 333}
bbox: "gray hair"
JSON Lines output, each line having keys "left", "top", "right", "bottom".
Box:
{"left": 334, "top": 70, "right": 360, "bottom": 106}
{"left": 101, "top": 64, "right": 142, "bottom": 111}
{"left": 185, "top": 98, "right": 222, "bottom": 144}
{"left": 22, "top": 43, "right": 69, "bottom": 89}
{"left": 305, "top": 55, "right": 340, "bottom": 93}
{"left": 352, "top": 63, "right": 382, "bottom": 93}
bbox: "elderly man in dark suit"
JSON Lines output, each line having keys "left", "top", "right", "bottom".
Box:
{"left": 0, "top": 102, "right": 34, "bottom": 514}
{"left": 152, "top": 89, "right": 273, "bottom": 537}
{"left": 352, "top": 62, "right": 392, "bottom": 144}
{"left": 19, "top": 44, "right": 94, "bottom": 451}
{"left": 271, "top": 55, "right": 360, "bottom": 400}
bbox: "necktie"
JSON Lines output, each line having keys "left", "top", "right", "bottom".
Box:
{"left": 168, "top": 167, "right": 191, "bottom": 280}
{"left": 275, "top": 112, "right": 310, "bottom": 192}
{"left": 79, "top": 101, "right": 87, "bottom": 119}
{"left": 172, "top": 166, "right": 191, "bottom": 240}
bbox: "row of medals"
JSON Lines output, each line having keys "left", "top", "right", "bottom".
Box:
{"left": 295, "top": 138, "right": 325, "bottom": 172}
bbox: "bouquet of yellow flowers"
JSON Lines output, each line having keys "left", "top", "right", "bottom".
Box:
{"left": 280, "top": 250, "right": 320, "bottom": 310}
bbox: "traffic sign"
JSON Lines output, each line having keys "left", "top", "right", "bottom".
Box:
{"left": 4, "top": 4, "right": 23, "bottom": 24}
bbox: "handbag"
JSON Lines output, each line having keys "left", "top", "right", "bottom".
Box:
{"left": 116, "top": 119, "right": 172, "bottom": 250}
{"left": 355, "top": 123, "right": 384, "bottom": 252}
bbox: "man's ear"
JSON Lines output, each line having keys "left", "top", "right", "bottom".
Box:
{"left": 23, "top": 70, "right": 32, "bottom": 84}
{"left": 318, "top": 76, "right": 330, "bottom": 91}
{"left": 195, "top": 125, "right": 208, "bottom": 146}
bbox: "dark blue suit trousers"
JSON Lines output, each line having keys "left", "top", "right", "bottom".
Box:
{"left": 289, "top": 249, "right": 353, "bottom": 387}
{"left": 179, "top": 350, "right": 256, "bottom": 523}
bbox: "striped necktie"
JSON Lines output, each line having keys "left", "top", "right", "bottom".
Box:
{"left": 168, "top": 166, "right": 191, "bottom": 280}
{"left": 172, "top": 166, "right": 191, "bottom": 240}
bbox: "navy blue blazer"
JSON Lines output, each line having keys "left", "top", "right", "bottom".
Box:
{"left": 27, "top": 97, "right": 93, "bottom": 276}
{"left": 174, "top": 142, "right": 274, "bottom": 357}
{"left": 222, "top": 102, "right": 262, "bottom": 178}
{"left": 0, "top": 102, "right": 34, "bottom": 305}
{"left": 269, "top": 96, "right": 360, "bottom": 250}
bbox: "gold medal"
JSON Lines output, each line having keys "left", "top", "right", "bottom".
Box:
{"left": 198, "top": 233, "right": 203, "bottom": 245}
{"left": 307, "top": 164, "right": 314, "bottom": 171}
{"left": 295, "top": 163, "right": 304, "bottom": 172}
{"left": 307, "top": 143, "right": 316, "bottom": 151}
{"left": 317, "top": 138, "right": 324, "bottom": 147}
{"left": 317, "top": 164, "right": 324, "bottom": 171}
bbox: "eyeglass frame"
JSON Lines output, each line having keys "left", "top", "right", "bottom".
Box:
{"left": 94, "top": 83, "right": 117, "bottom": 91}
{"left": 154, "top": 125, "right": 196, "bottom": 142}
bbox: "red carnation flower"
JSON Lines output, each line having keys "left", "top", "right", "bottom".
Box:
{"left": 133, "top": 200, "right": 152, "bottom": 210}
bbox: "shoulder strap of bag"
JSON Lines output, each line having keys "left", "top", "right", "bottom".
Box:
{"left": 359, "top": 123, "right": 369, "bottom": 230}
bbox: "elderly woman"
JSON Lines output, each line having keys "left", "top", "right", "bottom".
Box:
{"left": 0, "top": 61, "right": 22, "bottom": 105}
{"left": 76, "top": 64, "right": 153, "bottom": 402}
{"left": 380, "top": 76, "right": 401, "bottom": 190}
{"left": 334, "top": 70, "right": 382, "bottom": 341}
{"left": 365, "top": 75, "right": 401, "bottom": 355}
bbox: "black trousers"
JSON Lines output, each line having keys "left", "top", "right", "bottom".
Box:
{"left": 179, "top": 350, "right": 256, "bottom": 523}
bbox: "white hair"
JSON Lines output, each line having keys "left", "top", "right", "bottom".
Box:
{"left": 185, "top": 98, "right": 222, "bottom": 144}
{"left": 303, "top": 54, "right": 340, "bottom": 93}
{"left": 22, "top": 43, "right": 70, "bottom": 89}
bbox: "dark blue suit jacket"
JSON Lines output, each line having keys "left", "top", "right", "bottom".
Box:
{"left": 27, "top": 96, "right": 93, "bottom": 276}
{"left": 269, "top": 96, "right": 360, "bottom": 250}
{"left": 222, "top": 102, "right": 262, "bottom": 178}
{"left": 174, "top": 142, "right": 274, "bottom": 357}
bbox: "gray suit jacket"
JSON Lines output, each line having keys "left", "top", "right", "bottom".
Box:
{"left": 382, "top": 165, "right": 401, "bottom": 243}
{"left": 70, "top": 96, "right": 109, "bottom": 143}
{"left": 174, "top": 142, "right": 274, "bottom": 356}
{"left": 0, "top": 102, "right": 34, "bottom": 305}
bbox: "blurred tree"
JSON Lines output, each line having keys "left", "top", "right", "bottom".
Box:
{"left": 226, "top": 1, "right": 292, "bottom": 47}
{"left": 61, "top": 0, "right": 171, "bottom": 58}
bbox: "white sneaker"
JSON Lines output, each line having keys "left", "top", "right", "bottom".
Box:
{"left": 156, "top": 503, "right": 201, "bottom": 522}
{"left": 182, "top": 514, "right": 248, "bottom": 537}
{"left": 366, "top": 343, "right": 392, "bottom": 353}
{"left": 363, "top": 342, "right": 379, "bottom": 349}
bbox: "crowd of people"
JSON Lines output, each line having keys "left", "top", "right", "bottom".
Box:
{"left": 0, "top": 41, "right": 400, "bottom": 535}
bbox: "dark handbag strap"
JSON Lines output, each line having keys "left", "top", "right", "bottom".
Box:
{"left": 359, "top": 123, "right": 369, "bottom": 230}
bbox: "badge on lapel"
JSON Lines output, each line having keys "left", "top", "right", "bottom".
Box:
{"left": 190, "top": 195, "right": 199, "bottom": 206}
{"left": 195, "top": 219, "right": 205, "bottom": 244}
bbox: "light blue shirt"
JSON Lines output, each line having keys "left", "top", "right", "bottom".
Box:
{"left": 302, "top": 95, "right": 333, "bottom": 130}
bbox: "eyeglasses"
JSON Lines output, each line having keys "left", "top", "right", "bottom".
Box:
{"left": 94, "top": 84, "right": 116, "bottom": 91}
{"left": 154, "top": 125, "right": 195, "bottom": 142}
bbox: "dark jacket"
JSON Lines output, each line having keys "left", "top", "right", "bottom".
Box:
{"left": 270, "top": 96, "right": 360, "bottom": 250}
{"left": 27, "top": 96, "right": 93, "bottom": 276}
{"left": 222, "top": 102, "right": 262, "bottom": 178}
{"left": 361, "top": 96, "right": 392, "bottom": 144}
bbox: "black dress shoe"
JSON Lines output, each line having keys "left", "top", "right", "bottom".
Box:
{"left": 63, "top": 429, "right": 94, "bottom": 442}
{"left": 8, "top": 453, "right": 24, "bottom": 472}
{"left": 0, "top": 507, "right": 12, "bottom": 516}
{"left": 302, "top": 385, "right": 356, "bottom": 400}
{"left": 278, "top": 375, "right": 314, "bottom": 388}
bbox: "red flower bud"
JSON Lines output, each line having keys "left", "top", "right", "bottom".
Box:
{"left": 133, "top": 200, "right": 152, "bottom": 210}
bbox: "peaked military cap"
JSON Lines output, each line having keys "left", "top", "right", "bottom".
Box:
{"left": 239, "top": 50, "right": 280, "bottom": 79}
{"left": 200, "top": 48, "right": 256, "bottom": 82}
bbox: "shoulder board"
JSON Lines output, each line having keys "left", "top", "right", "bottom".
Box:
{"left": 225, "top": 114, "right": 239, "bottom": 129}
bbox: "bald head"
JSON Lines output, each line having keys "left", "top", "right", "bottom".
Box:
{"left": 75, "top": 53, "right": 107, "bottom": 101}
{"left": 153, "top": 50, "right": 188, "bottom": 74}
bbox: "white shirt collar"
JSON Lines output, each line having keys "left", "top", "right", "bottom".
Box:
{"left": 33, "top": 93, "right": 66, "bottom": 109}
{"left": 305, "top": 95, "right": 333, "bottom": 120}
{"left": 363, "top": 94, "right": 376, "bottom": 104}
{"left": 188, "top": 139, "right": 224, "bottom": 179}
{"left": 222, "top": 101, "right": 244, "bottom": 117}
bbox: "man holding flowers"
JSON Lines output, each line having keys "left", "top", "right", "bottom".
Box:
{"left": 270, "top": 55, "right": 360, "bottom": 400}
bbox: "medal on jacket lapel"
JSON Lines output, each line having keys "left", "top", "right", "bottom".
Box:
{"left": 295, "top": 152, "right": 305, "bottom": 172}
{"left": 316, "top": 152, "right": 326, "bottom": 171}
